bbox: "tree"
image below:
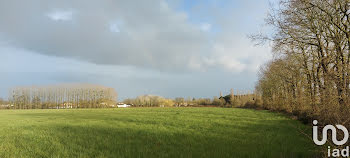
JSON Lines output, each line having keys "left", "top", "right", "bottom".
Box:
{"left": 174, "top": 97, "right": 185, "bottom": 107}
{"left": 252, "top": 0, "right": 350, "bottom": 124}
{"left": 123, "top": 95, "right": 174, "bottom": 107}
{"left": 9, "top": 84, "right": 117, "bottom": 109}
{"left": 212, "top": 96, "right": 224, "bottom": 106}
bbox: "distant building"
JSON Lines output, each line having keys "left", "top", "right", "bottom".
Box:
{"left": 117, "top": 104, "right": 130, "bottom": 108}
{"left": 0, "top": 104, "right": 14, "bottom": 108}
{"left": 100, "top": 102, "right": 115, "bottom": 107}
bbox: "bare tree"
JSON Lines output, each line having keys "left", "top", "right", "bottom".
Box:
{"left": 9, "top": 84, "right": 117, "bottom": 109}
{"left": 253, "top": 0, "right": 350, "bottom": 126}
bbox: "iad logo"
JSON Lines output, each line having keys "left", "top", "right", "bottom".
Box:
{"left": 313, "top": 120, "right": 349, "bottom": 146}
{"left": 313, "top": 120, "right": 350, "bottom": 157}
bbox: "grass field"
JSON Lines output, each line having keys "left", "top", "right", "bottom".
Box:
{"left": 0, "top": 108, "right": 318, "bottom": 158}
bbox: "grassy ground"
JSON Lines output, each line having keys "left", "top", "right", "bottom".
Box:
{"left": 0, "top": 108, "right": 318, "bottom": 158}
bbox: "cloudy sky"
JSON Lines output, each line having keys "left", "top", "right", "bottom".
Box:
{"left": 0, "top": 0, "right": 274, "bottom": 100}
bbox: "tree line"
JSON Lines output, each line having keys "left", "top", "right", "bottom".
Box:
{"left": 123, "top": 89, "right": 258, "bottom": 107}
{"left": 2, "top": 84, "right": 256, "bottom": 109}
{"left": 253, "top": 0, "right": 350, "bottom": 125}
{"left": 7, "top": 84, "right": 117, "bottom": 109}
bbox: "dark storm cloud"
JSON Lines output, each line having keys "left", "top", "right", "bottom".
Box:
{"left": 0, "top": 0, "right": 211, "bottom": 71}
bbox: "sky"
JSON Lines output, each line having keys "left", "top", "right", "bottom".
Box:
{"left": 0, "top": 0, "right": 274, "bottom": 101}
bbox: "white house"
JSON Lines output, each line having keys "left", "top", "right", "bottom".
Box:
{"left": 117, "top": 104, "right": 131, "bottom": 108}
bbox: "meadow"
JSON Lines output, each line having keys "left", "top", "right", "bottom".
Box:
{"left": 0, "top": 108, "right": 318, "bottom": 157}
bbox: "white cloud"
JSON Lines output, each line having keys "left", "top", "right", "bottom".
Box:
{"left": 47, "top": 10, "right": 73, "bottom": 21}
{"left": 200, "top": 23, "right": 211, "bottom": 32}
{"left": 203, "top": 56, "right": 246, "bottom": 72}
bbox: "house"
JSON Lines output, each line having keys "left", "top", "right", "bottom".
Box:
{"left": 63, "top": 102, "right": 73, "bottom": 108}
{"left": 100, "top": 102, "right": 115, "bottom": 107}
{"left": 0, "top": 104, "right": 8, "bottom": 108}
{"left": 117, "top": 104, "right": 131, "bottom": 108}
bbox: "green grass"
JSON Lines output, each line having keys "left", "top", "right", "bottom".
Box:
{"left": 0, "top": 108, "right": 318, "bottom": 158}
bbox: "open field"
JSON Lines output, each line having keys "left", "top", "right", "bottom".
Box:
{"left": 0, "top": 108, "right": 318, "bottom": 157}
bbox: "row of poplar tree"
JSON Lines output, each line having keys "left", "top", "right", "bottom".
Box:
{"left": 8, "top": 84, "right": 117, "bottom": 109}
